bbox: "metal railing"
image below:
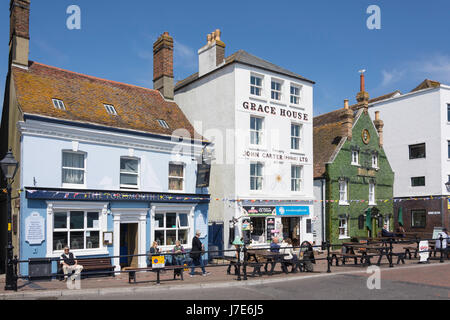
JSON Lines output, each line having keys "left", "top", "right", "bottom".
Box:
{"left": 5, "top": 235, "right": 449, "bottom": 291}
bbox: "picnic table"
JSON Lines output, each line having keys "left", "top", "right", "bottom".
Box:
{"left": 247, "top": 250, "right": 289, "bottom": 276}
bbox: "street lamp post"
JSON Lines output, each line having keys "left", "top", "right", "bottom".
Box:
{"left": 0, "top": 149, "right": 19, "bottom": 291}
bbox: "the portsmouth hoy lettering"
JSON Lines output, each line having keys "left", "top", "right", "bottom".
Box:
{"left": 242, "top": 101, "right": 309, "bottom": 121}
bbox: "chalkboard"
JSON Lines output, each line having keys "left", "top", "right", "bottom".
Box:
{"left": 266, "top": 218, "right": 275, "bottom": 241}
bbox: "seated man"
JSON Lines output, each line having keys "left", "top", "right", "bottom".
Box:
{"left": 270, "top": 237, "right": 281, "bottom": 253}
{"left": 61, "top": 246, "right": 83, "bottom": 282}
{"left": 381, "top": 224, "right": 396, "bottom": 238}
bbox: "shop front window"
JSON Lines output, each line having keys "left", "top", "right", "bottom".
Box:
{"left": 154, "top": 212, "right": 190, "bottom": 246}
{"left": 53, "top": 211, "right": 100, "bottom": 251}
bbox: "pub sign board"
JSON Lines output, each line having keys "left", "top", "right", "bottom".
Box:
{"left": 196, "top": 163, "right": 211, "bottom": 188}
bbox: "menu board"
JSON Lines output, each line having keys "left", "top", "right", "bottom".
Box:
{"left": 266, "top": 218, "right": 276, "bottom": 241}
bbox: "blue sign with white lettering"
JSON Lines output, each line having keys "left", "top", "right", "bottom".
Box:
{"left": 276, "top": 206, "right": 310, "bottom": 216}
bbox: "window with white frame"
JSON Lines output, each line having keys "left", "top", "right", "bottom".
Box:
{"left": 250, "top": 116, "right": 264, "bottom": 145}
{"left": 169, "top": 163, "right": 184, "bottom": 191}
{"left": 250, "top": 75, "right": 263, "bottom": 96}
{"left": 339, "top": 217, "right": 349, "bottom": 238}
{"left": 291, "top": 123, "right": 302, "bottom": 150}
{"left": 154, "top": 212, "right": 190, "bottom": 246}
{"left": 290, "top": 85, "right": 301, "bottom": 105}
{"left": 271, "top": 80, "right": 282, "bottom": 101}
{"left": 250, "top": 162, "right": 263, "bottom": 191}
{"left": 52, "top": 99, "right": 66, "bottom": 110}
{"left": 62, "top": 151, "right": 86, "bottom": 187}
{"left": 120, "top": 157, "right": 139, "bottom": 189}
{"left": 351, "top": 150, "right": 359, "bottom": 165}
{"left": 291, "top": 165, "right": 303, "bottom": 192}
{"left": 104, "top": 104, "right": 117, "bottom": 115}
{"left": 339, "top": 179, "right": 349, "bottom": 205}
{"left": 372, "top": 153, "right": 378, "bottom": 169}
{"left": 53, "top": 211, "right": 101, "bottom": 252}
{"left": 369, "top": 182, "right": 376, "bottom": 205}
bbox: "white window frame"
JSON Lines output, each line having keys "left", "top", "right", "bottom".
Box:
{"left": 52, "top": 99, "right": 66, "bottom": 110}
{"left": 290, "top": 84, "right": 301, "bottom": 105}
{"left": 338, "top": 217, "right": 349, "bottom": 239}
{"left": 250, "top": 162, "right": 264, "bottom": 191}
{"left": 104, "top": 104, "right": 117, "bottom": 115}
{"left": 250, "top": 74, "right": 263, "bottom": 97}
{"left": 62, "top": 150, "right": 87, "bottom": 189}
{"left": 372, "top": 153, "right": 378, "bottom": 169}
{"left": 120, "top": 157, "right": 140, "bottom": 190}
{"left": 271, "top": 79, "right": 283, "bottom": 101}
{"left": 339, "top": 179, "right": 349, "bottom": 206}
{"left": 291, "top": 165, "right": 303, "bottom": 192}
{"left": 369, "top": 182, "right": 376, "bottom": 205}
{"left": 151, "top": 204, "right": 195, "bottom": 252}
{"left": 153, "top": 212, "right": 190, "bottom": 247}
{"left": 291, "top": 123, "right": 302, "bottom": 151}
{"left": 250, "top": 116, "right": 264, "bottom": 146}
{"left": 351, "top": 150, "right": 359, "bottom": 166}
{"left": 46, "top": 202, "right": 109, "bottom": 258}
{"left": 169, "top": 162, "right": 185, "bottom": 192}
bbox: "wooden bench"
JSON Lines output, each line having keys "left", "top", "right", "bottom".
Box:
{"left": 403, "top": 246, "right": 418, "bottom": 259}
{"left": 123, "top": 265, "right": 184, "bottom": 284}
{"left": 58, "top": 257, "right": 115, "bottom": 279}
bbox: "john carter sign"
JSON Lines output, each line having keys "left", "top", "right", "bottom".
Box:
{"left": 242, "top": 101, "right": 309, "bottom": 121}
{"left": 243, "top": 150, "right": 309, "bottom": 164}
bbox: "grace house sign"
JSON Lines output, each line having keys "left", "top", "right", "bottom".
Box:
{"left": 25, "top": 212, "right": 45, "bottom": 245}
{"left": 242, "top": 101, "right": 309, "bottom": 122}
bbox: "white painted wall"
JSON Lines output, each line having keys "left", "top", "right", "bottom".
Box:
{"left": 369, "top": 87, "right": 449, "bottom": 197}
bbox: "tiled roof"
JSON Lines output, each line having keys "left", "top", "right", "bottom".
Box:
{"left": 12, "top": 61, "right": 200, "bottom": 140}
{"left": 411, "top": 79, "right": 441, "bottom": 93}
{"left": 313, "top": 109, "right": 347, "bottom": 178}
{"left": 175, "top": 49, "right": 315, "bottom": 90}
{"left": 368, "top": 90, "right": 401, "bottom": 104}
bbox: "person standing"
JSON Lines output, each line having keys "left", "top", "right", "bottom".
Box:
{"left": 435, "top": 228, "right": 449, "bottom": 258}
{"left": 61, "top": 246, "right": 83, "bottom": 282}
{"left": 189, "top": 230, "right": 210, "bottom": 277}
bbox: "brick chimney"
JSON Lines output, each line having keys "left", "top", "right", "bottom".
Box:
{"left": 356, "top": 70, "right": 370, "bottom": 113}
{"left": 198, "top": 29, "right": 226, "bottom": 77}
{"left": 9, "top": 0, "right": 30, "bottom": 68}
{"left": 373, "top": 111, "right": 384, "bottom": 147}
{"left": 340, "top": 99, "right": 353, "bottom": 140}
{"left": 153, "top": 32, "right": 174, "bottom": 100}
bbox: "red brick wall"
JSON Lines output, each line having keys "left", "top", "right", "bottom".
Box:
{"left": 153, "top": 32, "right": 173, "bottom": 81}
{"left": 10, "top": 0, "right": 30, "bottom": 41}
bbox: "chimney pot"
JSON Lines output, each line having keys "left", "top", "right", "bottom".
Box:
{"left": 153, "top": 31, "right": 174, "bottom": 100}
{"left": 344, "top": 99, "right": 349, "bottom": 109}
{"left": 9, "top": 0, "right": 30, "bottom": 68}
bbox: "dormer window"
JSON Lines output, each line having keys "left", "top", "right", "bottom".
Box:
{"left": 157, "top": 119, "right": 170, "bottom": 129}
{"left": 104, "top": 104, "right": 117, "bottom": 115}
{"left": 52, "top": 99, "right": 66, "bottom": 110}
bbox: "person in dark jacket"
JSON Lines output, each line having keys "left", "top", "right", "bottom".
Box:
{"left": 381, "top": 224, "right": 396, "bottom": 238}
{"left": 189, "top": 230, "right": 210, "bottom": 277}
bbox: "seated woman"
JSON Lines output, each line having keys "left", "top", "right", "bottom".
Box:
{"left": 172, "top": 240, "right": 186, "bottom": 266}
{"left": 280, "top": 238, "right": 298, "bottom": 272}
{"left": 147, "top": 241, "right": 160, "bottom": 266}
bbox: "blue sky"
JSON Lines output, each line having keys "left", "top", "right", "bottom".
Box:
{"left": 1, "top": 0, "right": 449, "bottom": 116}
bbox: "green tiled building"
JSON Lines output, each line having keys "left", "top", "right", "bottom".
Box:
{"left": 313, "top": 75, "right": 394, "bottom": 244}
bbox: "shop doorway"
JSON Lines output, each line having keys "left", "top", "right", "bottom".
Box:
{"left": 282, "top": 217, "right": 300, "bottom": 245}
{"left": 120, "top": 223, "right": 139, "bottom": 268}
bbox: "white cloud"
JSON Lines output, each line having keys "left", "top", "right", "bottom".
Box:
{"left": 414, "top": 53, "right": 450, "bottom": 83}
{"left": 174, "top": 40, "right": 196, "bottom": 69}
{"left": 381, "top": 69, "right": 404, "bottom": 87}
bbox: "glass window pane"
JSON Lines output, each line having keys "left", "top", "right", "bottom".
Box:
{"left": 70, "top": 231, "right": 84, "bottom": 249}
{"left": 166, "top": 213, "right": 177, "bottom": 229}
{"left": 169, "top": 164, "right": 184, "bottom": 177}
{"left": 179, "top": 214, "right": 188, "bottom": 227}
{"left": 155, "top": 230, "right": 164, "bottom": 246}
{"left": 54, "top": 212, "right": 67, "bottom": 229}
{"left": 87, "top": 212, "right": 99, "bottom": 229}
{"left": 121, "top": 158, "right": 138, "bottom": 173}
{"left": 70, "top": 211, "right": 84, "bottom": 229}
{"left": 155, "top": 214, "right": 164, "bottom": 228}
{"left": 86, "top": 231, "right": 99, "bottom": 249}
{"left": 166, "top": 230, "right": 176, "bottom": 246}
{"left": 169, "top": 178, "right": 183, "bottom": 190}
{"left": 62, "top": 169, "right": 84, "bottom": 185}
{"left": 53, "top": 232, "right": 68, "bottom": 251}
{"left": 63, "top": 152, "right": 84, "bottom": 169}
{"left": 120, "top": 173, "right": 138, "bottom": 186}
{"left": 178, "top": 230, "right": 188, "bottom": 245}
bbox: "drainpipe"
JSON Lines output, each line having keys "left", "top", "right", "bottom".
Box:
{"left": 321, "top": 179, "right": 326, "bottom": 242}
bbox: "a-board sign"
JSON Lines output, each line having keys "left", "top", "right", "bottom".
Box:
{"left": 152, "top": 256, "right": 165, "bottom": 269}
{"left": 418, "top": 241, "right": 429, "bottom": 263}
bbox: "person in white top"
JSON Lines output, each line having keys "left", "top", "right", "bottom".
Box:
{"left": 60, "top": 246, "right": 84, "bottom": 282}
{"left": 435, "top": 229, "right": 448, "bottom": 253}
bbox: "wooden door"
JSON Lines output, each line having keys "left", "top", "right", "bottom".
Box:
{"left": 127, "top": 224, "right": 139, "bottom": 268}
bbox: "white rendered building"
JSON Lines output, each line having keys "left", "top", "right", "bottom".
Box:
{"left": 175, "top": 30, "right": 316, "bottom": 249}
{"left": 368, "top": 80, "right": 450, "bottom": 233}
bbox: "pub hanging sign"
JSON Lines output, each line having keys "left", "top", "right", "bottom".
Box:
{"left": 196, "top": 163, "right": 211, "bottom": 188}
